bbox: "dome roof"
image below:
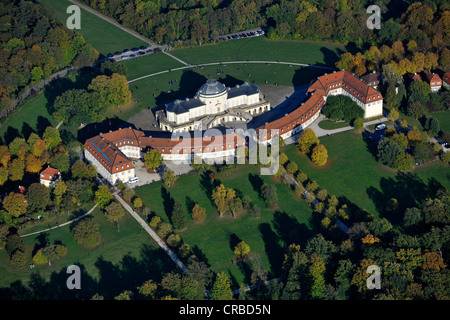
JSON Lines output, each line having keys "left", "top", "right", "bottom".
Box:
{"left": 197, "top": 79, "right": 227, "bottom": 96}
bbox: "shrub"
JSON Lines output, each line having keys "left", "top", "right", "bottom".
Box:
{"left": 150, "top": 216, "right": 162, "bottom": 229}
{"left": 71, "top": 218, "right": 101, "bottom": 247}
{"left": 10, "top": 249, "right": 27, "bottom": 268}
{"left": 311, "top": 144, "right": 328, "bottom": 166}
{"left": 191, "top": 204, "right": 206, "bottom": 224}
{"left": 32, "top": 249, "right": 48, "bottom": 265}
{"left": 286, "top": 161, "right": 298, "bottom": 174}
{"left": 166, "top": 233, "right": 182, "bottom": 248}
{"left": 156, "top": 222, "right": 173, "bottom": 240}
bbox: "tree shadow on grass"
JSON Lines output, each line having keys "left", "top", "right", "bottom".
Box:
{"left": 161, "top": 186, "right": 175, "bottom": 221}
{"left": 3, "top": 126, "right": 21, "bottom": 145}
{"left": 0, "top": 242, "right": 177, "bottom": 300}
{"left": 248, "top": 173, "right": 263, "bottom": 195}
{"left": 258, "top": 223, "right": 284, "bottom": 277}
{"left": 36, "top": 116, "right": 52, "bottom": 137}
{"left": 366, "top": 172, "right": 443, "bottom": 223}
{"left": 191, "top": 245, "right": 210, "bottom": 267}
{"left": 272, "top": 211, "right": 313, "bottom": 248}
{"left": 21, "top": 122, "right": 35, "bottom": 140}
{"left": 185, "top": 196, "right": 196, "bottom": 214}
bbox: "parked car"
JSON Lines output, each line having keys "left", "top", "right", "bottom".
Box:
{"left": 375, "top": 124, "right": 386, "bottom": 131}
{"left": 128, "top": 176, "right": 139, "bottom": 184}
{"left": 121, "top": 55, "right": 129, "bottom": 59}
{"left": 140, "top": 46, "right": 147, "bottom": 50}
{"left": 130, "top": 54, "right": 136, "bottom": 58}
{"left": 146, "top": 49, "right": 153, "bottom": 54}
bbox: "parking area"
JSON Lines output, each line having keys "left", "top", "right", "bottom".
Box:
{"left": 127, "top": 159, "right": 161, "bottom": 188}
{"left": 219, "top": 28, "right": 265, "bottom": 41}
{"left": 126, "top": 159, "right": 193, "bottom": 189}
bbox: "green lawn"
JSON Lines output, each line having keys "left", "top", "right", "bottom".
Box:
{"left": 0, "top": 206, "right": 177, "bottom": 299}
{"left": 135, "top": 165, "right": 315, "bottom": 287}
{"left": 40, "top": 0, "right": 147, "bottom": 57}
{"left": 318, "top": 120, "right": 350, "bottom": 130}
{"left": 171, "top": 37, "right": 346, "bottom": 67}
{"left": 432, "top": 110, "right": 450, "bottom": 133}
{"left": 0, "top": 92, "right": 55, "bottom": 144}
{"left": 284, "top": 131, "right": 450, "bottom": 218}
{"left": 0, "top": 70, "right": 95, "bottom": 143}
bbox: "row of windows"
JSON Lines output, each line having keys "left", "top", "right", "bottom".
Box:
{"left": 160, "top": 142, "right": 245, "bottom": 153}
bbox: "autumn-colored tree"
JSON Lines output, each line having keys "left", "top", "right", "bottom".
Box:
{"left": 422, "top": 251, "right": 446, "bottom": 271}
{"left": 29, "top": 138, "right": 47, "bottom": 157}
{"left": 212, "top": 184, "right": 235, "bottom": 217}
{"left": 163, "top": 169, "right": 178, "bottom": 188}
{"left": 407, "top": 128, "right": 428, "bottom": 147}
{"left": 388, "top": 109, "right": 399, "bottom": 121}
{"left": 3, "top": 192, "right": 27, "bottom": 217}
{"left": 311, "top": 144, "right": 328, "bottom": 166}
{"left": 191, "top": 204, "right": 206, "bottom": 224}
{"left": 94, "top": 185, "right": 113, "bottom": 209}
{"left": 351, "top": 258, "right": 376, "bottom": 293}
{"left": 210, "top": 272, "right": 232, "bottom": 300}
{"left": 0, "top": 166, "right": 8, "bottom": 186}
{"left": 88, "top": 73, "right": 131, "bottom": 107}
{"left": 309, "top": 253, "right": 326, "bottom": 299}
{"left": 361, "top": 234, "right": 381, "bottom": 244}
{"left": 25, "top": 153, "right": 42, "bottom": 173}
{"left": 144, "top": 149, "right": 163, "bottom": 171}
{"left": 0, "top": 145, "right": 11, "bottom": 167}
{"left": 8, "top": 158, "right": 25, "bottom": 181}
{"left": 53, "top": 181, "right": 67, "bottom": 205}
{"left": 42, "top": 127, "right": 62, "bottom": 150}
{"left": 298, "top": 128, "right": 319, "bottom": 154}
{"left": 234, "top": 241, "right": 251, "bottom": 259}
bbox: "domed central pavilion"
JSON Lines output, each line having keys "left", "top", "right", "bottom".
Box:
{"left": 157, "top": 79, "right": 270, "bottom": 132}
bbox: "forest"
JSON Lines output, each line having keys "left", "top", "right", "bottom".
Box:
{"left": 0, "top": 0, "right": 99, "bottom": 116}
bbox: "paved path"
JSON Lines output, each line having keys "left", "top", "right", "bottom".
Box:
{"left": 20, "top": 204, "right": 98, "bottom": 238}
{"left": 113, "top": 193, "right": 189, "bottom": 275}
{"left": 163, "top": 51, "right": 189, "bottom": 66}
{"left": 128, "top": 61, "right": 335, "bottom": 84}
{"left": 284, "top": 114, "right": 389, "bottom": 146}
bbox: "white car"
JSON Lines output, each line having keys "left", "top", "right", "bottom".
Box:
{"left": 375, "top": 124, "right": 386, "bottom": 131}
{"left": 128, "top": 177, "right": 139, "bottom": 184}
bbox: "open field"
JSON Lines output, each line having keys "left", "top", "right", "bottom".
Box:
{"left": 0, "top": 206, "right": 177, "bottom": 299}
{"left": 135, "top": 165, "right": 315, "bottom": 287}
{"left": 0, "top": 70, "right": 96, "bottom": 143}
{"left": 171, "top": 37, "right": 346, "bottom": 67}
{"left": 40, "top": 0, "right": 147, "bottom": 57}
{"left": 432, "top": 110, "right": 450, "bottom": 133}
{"left": 284, "top": 130, "right": 450, "bottom": 218}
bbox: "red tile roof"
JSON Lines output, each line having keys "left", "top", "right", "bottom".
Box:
{"left": 40, "top": 166, "right": 61, "bottom": 181}
{"left": 85, "top": 70, "right": 383, "bottom": 171}
{"left": 443, "top": 72, "right": 450, "bottom": 85}
{"left": 427, "top": 73, "right": 442, "bottom": 86}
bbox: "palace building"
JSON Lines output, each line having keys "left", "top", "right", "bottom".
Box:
{"left": 84, "top": 70, "right": 383, "bottom": 185}
{"left": 157, "top": 79, "right": 270, "bottom": 132}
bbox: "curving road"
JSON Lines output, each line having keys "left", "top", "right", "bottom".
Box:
{"left": 127, "top": 60, "right": 335, "bottom": 84}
